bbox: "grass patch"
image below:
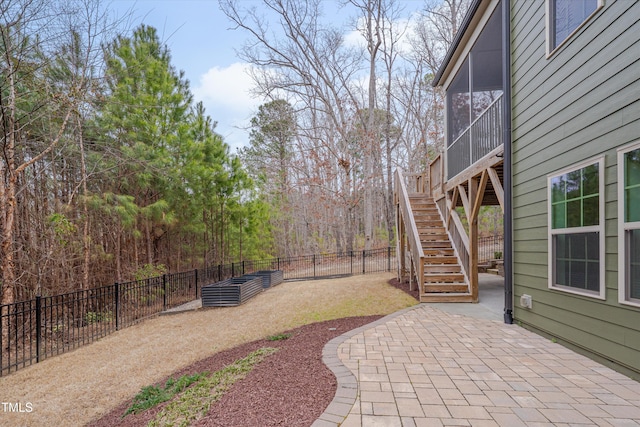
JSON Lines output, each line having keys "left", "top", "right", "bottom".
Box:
{"left": 289, "top": 283, "right": 417, "bottom": 326}
{"left": 267, "top": 332, "right": 292, "bottom": 341}
{"left": 124, "top": 372, "right": 207, "bottom": 416}
{"left": 148, "top": 347, "right": 278, "bottom": 427}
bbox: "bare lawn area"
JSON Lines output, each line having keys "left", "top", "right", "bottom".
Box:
{"left": 0, "top": 273, "right": 416, "bottom": 427}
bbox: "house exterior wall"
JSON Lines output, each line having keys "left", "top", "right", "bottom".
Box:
{"left": 511, "top": 0, "right": 640, "bottom": 377}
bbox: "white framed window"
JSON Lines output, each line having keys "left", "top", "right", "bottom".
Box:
{"left": 618, "top": 142, "right": 640, "bottom": 307}
{"left": 548, "top": 157, "right": 605, "bottom": 299}
{"left": 546, "top": 0, "right": 604, "bottom": 56}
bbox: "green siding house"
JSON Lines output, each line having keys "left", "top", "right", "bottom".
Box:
{"left": 431, "top": 0, "right": 640, "bottom": 378}
{"left": 511, "top": 0, "right": 640, "bottom": 379}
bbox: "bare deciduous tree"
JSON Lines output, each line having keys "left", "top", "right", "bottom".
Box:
{"left": 0, "top": 0, "right": 104, "bottom": 305}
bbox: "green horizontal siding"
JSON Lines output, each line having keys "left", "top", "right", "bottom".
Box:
{"left": 511, "top": 0, "right": 640, "bottom": 376}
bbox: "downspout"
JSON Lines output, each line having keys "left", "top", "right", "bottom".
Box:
{"left": 502, "top": 0, "right": 514, "bottom": 324}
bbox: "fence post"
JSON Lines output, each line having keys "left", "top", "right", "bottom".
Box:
{"left": 218, "top": 264, "right": 222, "bottom": 281}
{"left": 36, "top": 296, "right": 42, "bottom": 363}
{"left": 313, "top": 254, "right": 316, "bottom": 278}
{"left": 363, "top": 250, "right": 366, "bottom": 274}
{"left": 388, "top": 246, "right": 391, "bottom": 271}
{"left": 114, "top": 283, "right": 120, "bottom": 331}
{"left": 350, "top": 251, "right": 354, "bottom": 275}
{"left": 194, "top": 269, "right": 199, "bottom": 299}
{"left": 162, "top": 274, "right": 168, "bottom": 310}
{"left": 277, "top": 257, "right": 280, "bottom": 271}
{"left": 232, "top": 262, "right": 235, "bottom": 278}
{"left": 242, "top": 260, "right": 245, "bottom": 276}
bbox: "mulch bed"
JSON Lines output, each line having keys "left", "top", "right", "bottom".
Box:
{"left": 388, "top": 276, "right": 420, "bottom": 301}
{"left": 88, "top": 278, "right": 418, "bottom": 427}
{"left": 87, "top": 316, "right": 380, "bottom": 427}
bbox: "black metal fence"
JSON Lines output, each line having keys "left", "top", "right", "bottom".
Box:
{"left": 478, "top": 235, "right": 504, "bottom": 263}
{"left": 0, "top": 247, "right": 394, "bottom": 377}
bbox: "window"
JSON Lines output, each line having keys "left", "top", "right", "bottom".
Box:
{"left": 618, "top": 143, "right": 640, "bottom": 306}
{"left": 548, "top": 159, "right": 604, "bottom": 298}
{"left": 547, "top": 0, "right": 602, "bottom": 54}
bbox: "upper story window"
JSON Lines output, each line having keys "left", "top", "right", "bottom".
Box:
{"left": 547, "top": 0, "right": 603, "bottom": 54}
{"left": 618, "top": 142, "right": 640, "bottom": 307}
{"left": 548, "top": 158, "right": 605, "bottom": 298}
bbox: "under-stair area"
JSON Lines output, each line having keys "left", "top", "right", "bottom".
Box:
{"left": 409, "top": 194, "right": 474, "bottom": 302}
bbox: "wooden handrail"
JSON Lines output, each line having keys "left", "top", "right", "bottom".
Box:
{"left": 402, "top": 172, "right": 428, "bottom": 194}
{"left": 395, "top": 169, "right": 424, "bottom": 290}
{"left": 429, "top": 154, "right": 444, "bottom": 199}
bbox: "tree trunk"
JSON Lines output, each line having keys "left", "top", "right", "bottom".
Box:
{"left": 1, "top": 34, "right": 18, "bottom": 306}
{"left": 364, "top": 0, "right": 382, "bottom": 251}
{"left": 78, "top": 115, "right": 91, "bottom": 291}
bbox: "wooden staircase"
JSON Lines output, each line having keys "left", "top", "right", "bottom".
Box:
{"left": 409, "top": 194, "right": 474, "bottom": 302}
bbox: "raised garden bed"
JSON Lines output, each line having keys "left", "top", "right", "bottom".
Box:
{"left": 242, "top": 270, "right": 284, "bottom": 289}
{"left": 201, "top": 276, "right": 263, "bottom": 307}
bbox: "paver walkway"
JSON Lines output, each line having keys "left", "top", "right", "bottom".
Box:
{"left": 314, "top": 305, "right": 640, "bottom": 427}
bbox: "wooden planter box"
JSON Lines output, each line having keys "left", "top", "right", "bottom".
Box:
{"left": 201, "top": 276, "right": 263, "bottom": 307}
{"left": 242, "top": 270, "right": 284, "bottom": 289}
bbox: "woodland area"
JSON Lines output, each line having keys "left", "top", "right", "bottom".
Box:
{"left": 0, "top": 0, "right": 503, "bottom": 305}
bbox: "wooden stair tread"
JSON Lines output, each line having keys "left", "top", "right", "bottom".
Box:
{"left": 424, "top": 249, "right": 454, "bottom": 254}
{"left": 422, "top": 256, "right": 458, "bottom": 264}
{"left": 401, "top": 190, "right": 471, "bottom": 301}
{"left": 424, "top": 270, "right": 462, "bottom": 276}
{"left": 422, "top": 283, "right": 469, "bottom": 293}
{"left": 423, "top": 273, "right": 465, "bottom": 282}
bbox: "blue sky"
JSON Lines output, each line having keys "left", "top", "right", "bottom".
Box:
{"left": 108, "top": 0, "right": 259, "bottom": 151}
{"left": 107, "top": 0, "right": 424, "bottom": 151}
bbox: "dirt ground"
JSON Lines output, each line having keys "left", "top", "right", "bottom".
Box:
{"left": 0, "top": 273, "right": 416, "bottom": 427}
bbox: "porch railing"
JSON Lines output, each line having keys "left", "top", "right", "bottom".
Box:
{"left": 447, "top": 94, "right": 503, "bottom": 180}
{"left": 429, "top": 154, "right": 444, "bottom": 200}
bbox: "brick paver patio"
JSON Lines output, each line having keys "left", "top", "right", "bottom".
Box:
{"left": 314, "top": 305, "right": 640, "bottom": 427}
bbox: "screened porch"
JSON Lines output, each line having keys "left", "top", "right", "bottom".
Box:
{"left": 446, "top": 4, "right": 504, "bottom": 180}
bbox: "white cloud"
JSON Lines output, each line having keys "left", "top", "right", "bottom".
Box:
{"left": 193, "top": 62, "right": 258, "bottom": 113}
{"left": 193, "top": 62, "right": 262, "bottom": 151}
{"left": 344, "top": 28, "right": 366, "bottom": 49}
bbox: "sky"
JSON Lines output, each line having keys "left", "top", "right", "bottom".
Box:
{"left": 106, "top": 0, "right": 424, "bottom": 151}
{"left": 107, "top": 0, "right": 261, "bottom": 151}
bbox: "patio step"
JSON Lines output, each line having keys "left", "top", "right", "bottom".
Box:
{"left": 420, "top": 292, "right": 475, "bottom": 302}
